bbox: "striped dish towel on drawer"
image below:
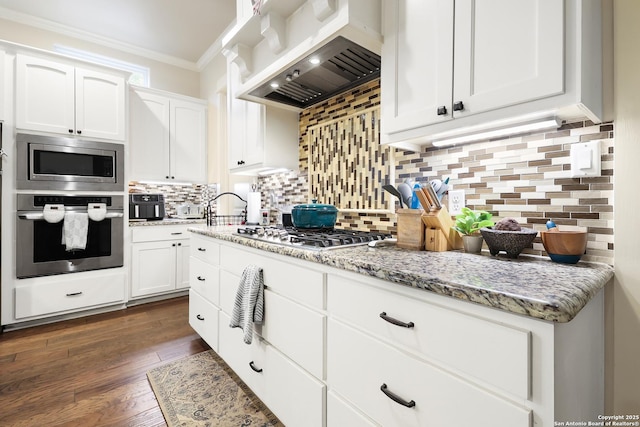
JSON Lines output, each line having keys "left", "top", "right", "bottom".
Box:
{"left": 229, "top": 264, "right": 264, "bottom": 344}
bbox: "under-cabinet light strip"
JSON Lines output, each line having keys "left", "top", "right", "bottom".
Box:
{"left": 432, "top": 118, "right": 560, "bottom": 147}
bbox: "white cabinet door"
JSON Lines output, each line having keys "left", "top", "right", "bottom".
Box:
{"left": 130, "top": 87, "right": 206, "bottom": 182}
{"left": 131, "top": 241, "right": 177, "bottom": 297}
{"left": 0, "top": 49, "right": 6, "bottom": 121}
{"left": 327, "top": 319, "right": 532, "bottom": 427}
{"left": 240, "top": 100, "right": 265, "bottom": 168}
{"left": 452, "top": 0, "right": 564, "bottom": 118}
{"left": 16, "top": 54, "right": 75, "bottom": 135}
{"left": 381, "top": 0, "right": 454, "bottom": 134}
{"left": 171, "top": 98, "right": 207, "bottom": 182}
{"left": 129, "top": 90, "right": 172, "bottom": 180}
{"left": 16, "top": 54, "right": 125, "bottom": 140}
{"left": 75, "top": 68, "right": 126, "bottom": 140}
{"left": 175, "top": 240, "right": 191, "bottom": 290}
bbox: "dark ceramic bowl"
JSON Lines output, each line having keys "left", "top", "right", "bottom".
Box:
{"left": 480, "top": 227, "right": 538, "bottom": 258}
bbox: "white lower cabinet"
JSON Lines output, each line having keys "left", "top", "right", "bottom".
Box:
{"left": 189, "top": 289, "right": 219, "bottom": 351}
{"left": 328, "top": 319, "right": 531, "bottom": 427}
{"left": 130, "top": 225, "right": 192, "bottom": 298}
{"left": 327, "top": 391, "right": 378, "bottom": 427}
{"left": 189, "top": 233, "right": 604, "bottom": 427}
{"left": 14, "top": 270, "right": 126, "bottom": 319}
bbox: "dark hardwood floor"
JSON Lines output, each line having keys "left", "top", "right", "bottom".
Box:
{"left": 0, "top": 296, "right": 208, "bottom": 427}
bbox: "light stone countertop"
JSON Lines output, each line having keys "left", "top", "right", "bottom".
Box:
{"left": 129, "top": 218, "right": 207, "bottom": 227}
{"left": 189, "top": 226, "right": 614, "bottom": 323}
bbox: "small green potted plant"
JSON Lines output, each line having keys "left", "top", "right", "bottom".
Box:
{"left": 453, "top": 207, "right": 495, "bottom": 253}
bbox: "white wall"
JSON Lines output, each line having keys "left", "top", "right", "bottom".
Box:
{"left": 611, "top": 0, "right": 640, "bottom": 413}
{"left": 0, "top": 18, "right": 200, "bottom": 97}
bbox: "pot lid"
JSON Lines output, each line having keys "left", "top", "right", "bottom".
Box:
{"left": 293, "top": 200, "right": 338, "bottom": 212}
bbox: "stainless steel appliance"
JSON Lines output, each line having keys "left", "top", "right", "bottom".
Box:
{"left": 129, "top": 194, "right": 165, "bottom": 221}
{"left": 16, "top": 133, "right": 124, "bottom": 191}
{"left": 249, "top": 36, "right": 381, "bottom": 108}
{"left": 16, "top": 194, "right": 124, "bottom": 278}
{"left": 235, "top": 226, "right": 392, "bottom": 250}
{"left": 175, "top": 203, "right": 204, "bottom": 219}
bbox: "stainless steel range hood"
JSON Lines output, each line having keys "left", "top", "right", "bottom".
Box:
{"left": 249, "top": 37, "right": 381, "bottom": 109}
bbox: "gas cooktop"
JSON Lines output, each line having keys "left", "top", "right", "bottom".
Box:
{"left": 234, "top": 226, "right": 394, "bottom": 250}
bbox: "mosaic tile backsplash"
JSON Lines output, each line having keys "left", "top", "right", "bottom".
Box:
{"left": 309, "top": 107, "right": 392, "bottom": 211}
{"left": 257, "top": 79, "right": 615, "bottom": 265}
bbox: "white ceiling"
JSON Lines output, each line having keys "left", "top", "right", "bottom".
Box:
{"left": 0, "top": 0, "right": 237, "bottom": 69}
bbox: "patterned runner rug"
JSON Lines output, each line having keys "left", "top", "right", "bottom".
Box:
{"left": 147, "top": 350, "right": 282, "bottom": 426}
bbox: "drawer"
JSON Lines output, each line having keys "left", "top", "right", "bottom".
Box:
{"left": 190, "top": 257, "right": 219, "bottom": 305}
{"left": 219, "top": 311, "right": 326, "bottom": 427}
{"left": 190, "top": 234, "right": 220, "bottom": 265}
{"left": 189, "top": 289, "right": 219, "bottom": 351}
{"left": 15, "top": 271, "right": 125, "bottom": 319}
{"left": 263, "top": 343, "right": 325, "bottom": 427}
{"left": 131, "top": 224, "right": 191, "bottom": 243}
{"left": 327, "top": 319, "right": 532, "bottom": 427}
{"left": 219, "top": 270, "right": 325, "bottom": 379}
{"left": 219, "top": 311, "right": 268, "bottom": 399}
{"left": 220, "top": 244, "right": 323, "bottom": 309}
{"left": 260, "top": 289, "right": 325, "bottom": 379}
{"left": 328, "top": 274, "right": 530, "bottom": 399}
{"left": 328, "top": 391, "right": 379, "bottom": 427}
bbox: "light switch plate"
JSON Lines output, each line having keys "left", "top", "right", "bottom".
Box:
{"left": 570, "top": 140, "right": 601, "bottom": 178}
{"left": 448, "top": 189, "right": 465, "bottom": 215}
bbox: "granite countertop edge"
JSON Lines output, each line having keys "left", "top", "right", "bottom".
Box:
{"left": 189, "top": 227, "right": 614, "bottom": 323}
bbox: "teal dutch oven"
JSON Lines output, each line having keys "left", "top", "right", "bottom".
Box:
{"left": 291, "top": 200, "right": 338, "bottom": 229}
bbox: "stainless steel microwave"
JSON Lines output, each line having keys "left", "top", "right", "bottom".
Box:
{"left": 16, "top": 133, "right": 124, "bottom": 191}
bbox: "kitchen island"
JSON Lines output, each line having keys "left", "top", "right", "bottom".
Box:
{"left": 188, "top": 226, "right": 612, "bottom": 427}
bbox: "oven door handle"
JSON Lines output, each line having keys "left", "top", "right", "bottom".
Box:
{"left": 18, "top": 211, "right": 124, "bottom": 220}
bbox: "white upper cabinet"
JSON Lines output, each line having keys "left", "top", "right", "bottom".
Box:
{"left": 227, "top": 63, "right": 299, "bottom": 175}
{"left": 16, "top": 54, "right": 126, "bottom": 141}
{"left": 129, "top": 87, "right": 207, "bottom": 183}
{"left": 452, "top": 0, "right": 564, "bottom": 118}
{"left": 382, "top": 0, "right": 606, "bottom": 150}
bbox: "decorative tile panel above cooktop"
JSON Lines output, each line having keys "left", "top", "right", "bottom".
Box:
{"left": 308, "top": 107, "right": 394, "bottom": 211}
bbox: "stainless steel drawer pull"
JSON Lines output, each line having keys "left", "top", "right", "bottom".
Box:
{"left": 196, "top": 314, "right": 205, "bottom": 321}
{"left": 380, "top": 383, "right": 416, "bottom": 408}
{"left": 197, "top": 276, "right": 205, "bottom": 281}
{"left": 197, "top": 248, "right": 206, "bottom": 252}
{"left": 249, "top": 361, "right": 263, "bottom": 373}
{"left": 379, "top": 312, "right": 414, "bottom": 328}
{"left": 66, "top": 292, "right": 83, "bottom": 297}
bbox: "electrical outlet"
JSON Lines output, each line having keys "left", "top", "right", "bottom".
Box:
{"left": 448, "top": 189, "right": 465, "bottom": 215}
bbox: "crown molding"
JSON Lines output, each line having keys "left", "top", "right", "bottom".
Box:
{"left": 0, "top": 6, "right": 200, "bottom": 71}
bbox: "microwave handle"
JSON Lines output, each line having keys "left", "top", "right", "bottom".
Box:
{"left": 18, "top": 212, "right": 124, "bottom": 220}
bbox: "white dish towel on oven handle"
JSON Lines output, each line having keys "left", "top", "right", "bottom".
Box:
{"left": 61, "top": 212, "right": 89, "bottom": 251}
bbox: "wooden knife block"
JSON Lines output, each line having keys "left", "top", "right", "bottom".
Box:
{"left": 421, "top": 205, "right": 463, "bottom": 251}
{"left": 396, "top": 208, "right": 425, "bottom": 250}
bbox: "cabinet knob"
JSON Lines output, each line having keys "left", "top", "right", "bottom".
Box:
{"left": 171, "top": 176, "right": 175, "bottom": 179}
{"left": 197, "top": 248, "right": 206, "bottom": 252}
{"left": 197, "top": 276, "right": 205, "bottom": 281}
{"left": 68, "top": 129, "right": 74, "bottom": 133}
{"left": 453, "top": 101, "right": 465, "bottom": 111}
{"left": 172, "top": 243, "right": 176, "bottom": 247}
{"left": 177, "top": 243, "right": 182, "bottom": 246}
{"left": 437, "top": 106, "right": 448, "bottom": 116}
{"left": 196, "top": 314, "right": 204, "bottom": 321}
{"left": 76, "top": 130, "right": 82, "bottom": 134}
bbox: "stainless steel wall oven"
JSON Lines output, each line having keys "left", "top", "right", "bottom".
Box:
{"left": 16, "top": 133, "right": 124, "bottom": 191}
{"left": 17, "top": 194, "right": 124, "bottom": 278}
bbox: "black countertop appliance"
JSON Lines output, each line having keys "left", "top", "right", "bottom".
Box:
{"left": 129, "top": 193, "right": 165, "bottom": 221}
